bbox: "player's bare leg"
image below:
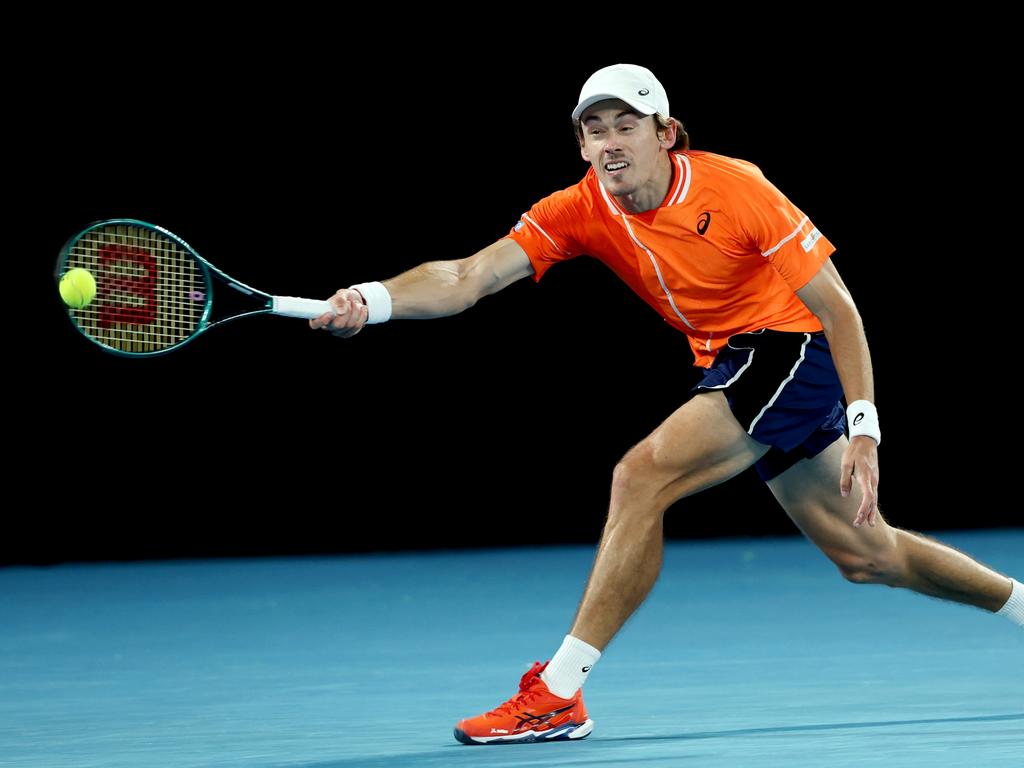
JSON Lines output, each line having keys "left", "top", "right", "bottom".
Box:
{"left": 569, "top": 391, "right": 770, "bottom": 649}
{"left": 767, "top": 437, "right": 1013, "bottom": 611}
{"left": 454, "top": 392, "right": 770, "bottom": 744}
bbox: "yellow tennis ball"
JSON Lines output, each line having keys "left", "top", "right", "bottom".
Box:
{"left": 59, "top": 268, "right": 97, "bottom": 309}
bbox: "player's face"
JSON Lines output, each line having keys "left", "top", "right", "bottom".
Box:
{"left": 579, "top": 100, "right": 670, "bottom": 201}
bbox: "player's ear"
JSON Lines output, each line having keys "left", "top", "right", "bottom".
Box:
{"left": 580, "top": 142, "right": 591, "bottom": 163}
{"left": 657, "top": 117, "right": 677, "bottom": 149}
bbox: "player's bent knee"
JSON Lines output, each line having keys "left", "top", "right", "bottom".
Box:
{"left": 611, "top": 448, "right": 654, "bottom": 501}
{"left": 829, "top": 549, "right": 904, "bottom": 586}
{"left": 609, "top": 442, "right": 671, "bottom": 511}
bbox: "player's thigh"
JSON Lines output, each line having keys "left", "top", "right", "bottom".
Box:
{"left": 765, "top": 437, "right": 897, "bottom": 558}
{"left": 623, "top": 391, "right": 770, "bottom": 505}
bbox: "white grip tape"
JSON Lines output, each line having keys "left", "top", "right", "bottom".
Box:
{"left": 349, "top": 281, "right": 392, "bottom": 324}
{"left": 846, "top": 399, "right": 881, "bottom": 445}
{"left": 271, "top": 296, "right": 335, "bottom": 319}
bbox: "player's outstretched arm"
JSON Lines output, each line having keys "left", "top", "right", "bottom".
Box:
{"left": 310, "top": 239, "right": 534, "bottom": 337}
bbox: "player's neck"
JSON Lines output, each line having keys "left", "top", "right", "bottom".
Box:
{"left": 614, "top": 153, "right": 674, "bottom": 214}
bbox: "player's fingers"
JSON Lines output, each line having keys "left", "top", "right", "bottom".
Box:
{"left": 331, "top": 324, "right": 362, "bottom": 338}
{"left": 866, "top": 475, "right": 879, "bottom": 527}
{"left": 309, "top": 310, "right": 336, "bottom": 330}
{"left": 855, "top": 503, "right": 877, "bottom": 528}
{"left": 839, "top": 455, "right": 854, "bottom": 498}
{"left": 342, "top": 299, "right": 369, "bottom": 326}
{"left": 328, "top": 296, "right": 351, "bottom": 317}
{"left": 852, "top": 469, "right": 876, "bottom": 528}
{"left": 331, "top": 297, "right": 364, "bottom": 328}
{"left": 852, "top": 497, "right": 871, "bottom": 527}
{"left": 331, "top": 305, "right": 368, "bottom": 338}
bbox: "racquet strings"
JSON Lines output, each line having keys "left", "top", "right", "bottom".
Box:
{"left": 62, "top": 222, "right": 209, "bottom": 354}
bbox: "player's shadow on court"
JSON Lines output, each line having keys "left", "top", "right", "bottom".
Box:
{"left": 600, "top": 711, "right": 1024, "bottom": 743}
{"left": 282, "top": 712, "right": 1024, "bottom": 768}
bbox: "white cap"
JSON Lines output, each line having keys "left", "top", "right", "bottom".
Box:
{"left": 572, "top": 64, "right": 670, "bottom": 121}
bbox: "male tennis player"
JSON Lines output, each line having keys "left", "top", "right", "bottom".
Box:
{"left": 312, "top": 64, "right": 1024, "bottom": 745}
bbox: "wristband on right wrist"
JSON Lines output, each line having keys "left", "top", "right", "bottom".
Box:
{"left": 349, "top": 281, "right": 392, "bottom": 324}
{"left": 846, "top": 399, "right": 880, "bottom": 445}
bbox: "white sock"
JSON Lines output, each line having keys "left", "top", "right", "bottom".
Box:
{"left": 996, "top": 578, "right": 1024, "bottom": 627}
{"left": 541, "top": 635, "right": 602, "bottom": 699}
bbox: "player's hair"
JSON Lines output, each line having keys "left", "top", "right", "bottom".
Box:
{"left": 573, "top": 114, "right": 689, "bottom": 151}
{"left": 656, "top": 115, "right": 689, "bottom": 151}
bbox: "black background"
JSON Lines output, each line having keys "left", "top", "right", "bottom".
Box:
{"left": 13, "top": 20, "right": 1018, "bottom": 564}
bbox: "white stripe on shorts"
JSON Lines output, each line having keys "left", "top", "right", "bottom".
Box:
{"left": 746, "top": 333, "right": 812, "bottom": 434}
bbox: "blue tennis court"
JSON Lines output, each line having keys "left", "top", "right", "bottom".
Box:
{"left": 2, "top": 530, "right": 1020, "bottom": 767}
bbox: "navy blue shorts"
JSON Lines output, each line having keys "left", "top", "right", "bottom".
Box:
{"left": 692, "top": 329, "right": 846, "bottom": 482}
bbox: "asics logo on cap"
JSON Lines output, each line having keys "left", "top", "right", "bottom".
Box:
{"left": 581, "top": 665, "right": 592, "bottom": 672}
{"left": 571, "top": 64, "right": 670, "bottom": 121}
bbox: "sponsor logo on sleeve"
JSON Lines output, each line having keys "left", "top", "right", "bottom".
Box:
{"left": 801, "top": 227, "right": 822, "bottom": 252}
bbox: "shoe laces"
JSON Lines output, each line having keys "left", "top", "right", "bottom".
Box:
{"left": 488, "top": 661, "right": 549, "bottom": 716}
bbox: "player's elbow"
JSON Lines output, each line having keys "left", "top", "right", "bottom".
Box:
{"left": 417, "top": 261, "right": 478, "bottom": 313}
{"left": 454, "top": 259, "right": 500, "bottom": 309}
{"left": 814, "top": 295, "right": 861, "bottom": 336}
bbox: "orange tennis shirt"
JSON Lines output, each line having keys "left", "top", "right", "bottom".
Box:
{"left": 506, "top": 150, "right": 835, "bottom": 368}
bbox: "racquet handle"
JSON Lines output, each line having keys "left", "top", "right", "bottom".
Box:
{"left": 271, "top": 296, "right": 336, "bottom": 319}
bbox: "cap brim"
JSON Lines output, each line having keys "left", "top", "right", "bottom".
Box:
{"left": 572, "top": 93, "right": 659, "bottom": 121}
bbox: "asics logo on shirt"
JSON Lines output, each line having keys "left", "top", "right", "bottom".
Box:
{"left": 697, "top": 212, "right": 712, "bottom": 235}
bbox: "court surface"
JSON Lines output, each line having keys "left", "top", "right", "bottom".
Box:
{"left": 2, "top": 530, "right": 1021, "bottom": 767}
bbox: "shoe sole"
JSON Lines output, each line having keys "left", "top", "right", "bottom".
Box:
{"left": 454, "top": 718, "right": 594, "bottom": 745}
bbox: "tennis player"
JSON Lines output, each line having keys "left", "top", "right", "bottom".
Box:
{"left": 311, "top": 64, "right": 1024, "bottom": 745}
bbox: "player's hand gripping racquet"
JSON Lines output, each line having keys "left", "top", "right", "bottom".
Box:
{"left": 56, "top": 219, "right": 334, "bottom": 356}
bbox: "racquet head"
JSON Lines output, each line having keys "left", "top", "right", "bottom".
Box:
{"left": 56, "top": 219, "right": 215, "bottom": 356}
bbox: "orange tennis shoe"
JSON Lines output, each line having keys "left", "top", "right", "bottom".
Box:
{"left": 454, "top": 661, "right": 594, "bottom": 745}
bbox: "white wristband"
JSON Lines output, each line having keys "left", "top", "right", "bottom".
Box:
{"left": 349, "top": 281, "right": 392, "bottom": 324}
{"left": 846, "top": 399, "right": 881, "bottom": 446}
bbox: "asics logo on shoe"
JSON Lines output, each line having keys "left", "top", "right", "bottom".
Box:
{"left": 581, "top": 665, "right": 592, "bottom": 672}
{"left": 513, "top": 703, "right": 575, "bottom": 729}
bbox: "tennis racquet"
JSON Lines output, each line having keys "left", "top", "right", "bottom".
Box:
{"left": 56, "top": 219, "right": 334, "bottom": 356}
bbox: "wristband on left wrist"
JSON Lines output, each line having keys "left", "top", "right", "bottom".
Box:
{"left": 846, "top": 399, "right": 880, "bottom": 445}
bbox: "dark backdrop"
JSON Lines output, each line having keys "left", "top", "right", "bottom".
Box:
{"left": 13, "top": 21, "right": 1018, "bottom": 564}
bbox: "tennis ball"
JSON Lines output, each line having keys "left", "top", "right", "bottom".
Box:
{"left": 59, "top": 268, "right": 97, "bottom": 309}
